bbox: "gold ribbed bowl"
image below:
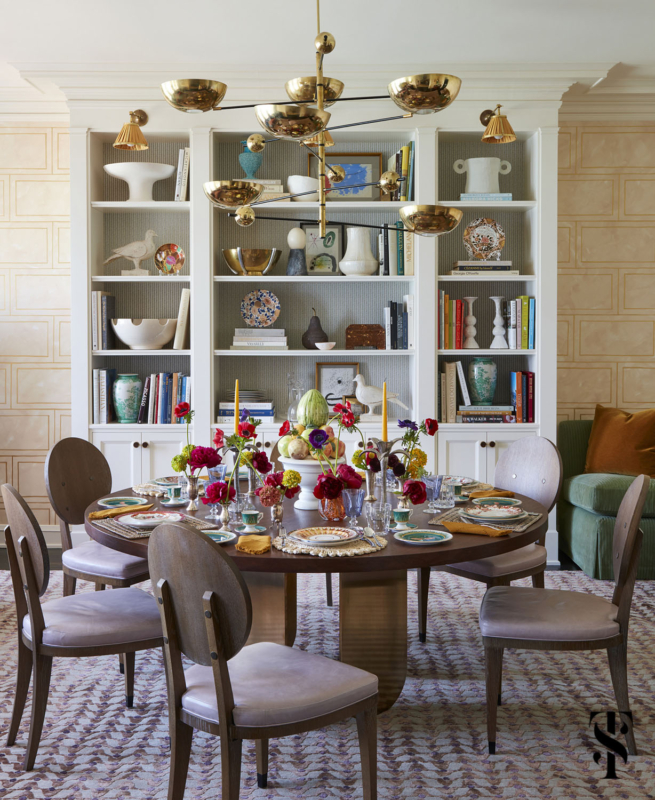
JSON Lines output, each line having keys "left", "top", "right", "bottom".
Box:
{"left": 161, "top": 79, "right": 227, "bottom": 112}
{"left": 203, "top": 181, "right": 264, "bottom": 209}
{"left": 400, "top": 205, "right": 463, "bottom": 237}
{"left": 254, "top": 104, "right": 331, "bottom": 140}
{"left": 285, "top": 77, "right": 344, "bottom": 107}
{"left": 388, "top": 74, "right": 461, "bottom": 115}
{"left": 222, "top": 248, "right": 281, "bottom": 276}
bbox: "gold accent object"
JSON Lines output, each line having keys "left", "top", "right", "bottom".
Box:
{"left": 113, "top": 110, "right": 149, "bottom": 151}
{"left": 315, "top": 31, "right": 336, "bottom": 54}
{"left": 160, "top": 79, "right": 227, "bottom": 113}
{"left": 246, "top": 134, "right": 266, "bottom": 153}
{"left": 379, "top": 170, "right": 401, "bottom": 195}
{"left": 388, "top": 73, "right": 461, "bottom": 115}
{"left": 254, "top": 104, "right": 331, "bottom": 141}
{"left": 327, "top": 163, "right": 345, "bottom": 184}
{"left": 481, "top": 104, "right": 517, "bottom": 144}
{"left": 203, "top": 180, "right": 264, "bottom": 209}
{"left": 285, "top": 76, "right": 344, "bottom": 107}
{"left": 235, "top": 206, "right": 256, "bottom": 227}
{"left": 400, "top": 204, "right": 464, "bottom": 237}
{"left": 305, "top": 130, "right": 335, "bottom": 148}
{"left": 222, "top": 248, "right": 281, "bottom": 276}
{"left": 154, "top": 243, "right": 185, "bottom": 275}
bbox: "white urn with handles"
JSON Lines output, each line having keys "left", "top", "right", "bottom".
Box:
{"left": 453, "top": 157, "right": 511, "bottom": 195}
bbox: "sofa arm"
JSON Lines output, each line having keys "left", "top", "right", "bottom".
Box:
{"left": 558, "top": 420, "right": 593, "bottom": 480}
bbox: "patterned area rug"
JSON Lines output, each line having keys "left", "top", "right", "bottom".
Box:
{"left": 1, "top": 570, "right": 655, "bottom": 799}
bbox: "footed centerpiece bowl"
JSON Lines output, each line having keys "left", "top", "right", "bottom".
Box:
{"left": 103, "top": 162, "right": 175, "bottom": 202}
{"left": 111, "top": 318, "right": 177, "bottom": 350}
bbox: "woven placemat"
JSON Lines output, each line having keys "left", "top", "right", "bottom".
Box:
{"left": 428, "top": 507, "right": 543, "bottom": 533}
{"left": 273, "top": 534, "right": 387, "bottom": 557}
{"left": 93, "top": 514, "right": 216, "bottom": 540}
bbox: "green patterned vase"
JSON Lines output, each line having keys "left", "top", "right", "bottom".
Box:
{"left": 113, "top": 374, "right": 143, "bottom": 423}
{"left": 468, "top": 357, "right": 497, "bottom": 405}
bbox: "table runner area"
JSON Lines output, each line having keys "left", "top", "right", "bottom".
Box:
{"left": 429, "top": 507, "right": 543, "bottom": 532}
{"left": 92, "top": 513, "right": 216, "bottom": 540}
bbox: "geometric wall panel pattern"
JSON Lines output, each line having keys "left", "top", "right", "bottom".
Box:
{"left": 558, "top": 124, "right": 655, "bottom": 424}
{"left": 0, "top": 125, "right": 70, "bottom": 524}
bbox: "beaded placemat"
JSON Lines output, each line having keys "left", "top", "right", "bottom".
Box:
{"left": 429, "top": 507, "right": 543, "bottom": 532}
{"left": 93, "top": 514, "right": 216, "bottom": 540}
{"left": 132, "top": 483, "right": 166, "bottom": 497}
{"left": 273, "top": 534, "right": 387, "bottom": 557}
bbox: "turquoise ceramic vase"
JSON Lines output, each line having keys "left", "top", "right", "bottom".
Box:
{"left": 468, "top": 357, "right": 497, "bottom": 405}
{"left": 113, "top": 373, "right": 143, "bottom": 423}
{"left": 238, "top": 147, "right": 263, "bottom": 180}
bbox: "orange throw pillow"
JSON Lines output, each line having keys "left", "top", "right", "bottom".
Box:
{"left": 584, "top": 405, "right": 655, "bottom": 478}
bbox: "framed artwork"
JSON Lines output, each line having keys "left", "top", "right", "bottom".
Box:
{"left": 308, "top": 152, "right": 383, "bottom": 201}
{"left": 300, "top": 222, "right": 344, "bottom": 275}
{"left": 315, "top": 362, "right": 360, "bottom": 408}
{"left": 342, "top": 395, "right": 366, "bottom": 416}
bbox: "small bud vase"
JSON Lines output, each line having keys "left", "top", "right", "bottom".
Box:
{"left": 396, "top": 494, "right": 410, "bottom": 510}
{"left": 318, "top": 496, "right": 347, "bottom": 522}
{"left": 186, "top": 475, "right": 199, "bottom": 512}
{"left": 365, "top": 471, "right": 377, "bottom": 503}
{"left": 218, "top": 504, "right": 232, "bottom": 533}
{"left": 271, "top": 502, "right": 284, "bottom": 528}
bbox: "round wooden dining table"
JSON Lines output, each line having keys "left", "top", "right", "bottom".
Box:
{"left": 85, "top": 487, "right": 548, "bottom": 712}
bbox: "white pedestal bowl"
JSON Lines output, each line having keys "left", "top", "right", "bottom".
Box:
{"left": 111, "top": 318, "right": 177, "bottom": 350}
{"left": 279, "top": 455, "right": 346, "bottom": 511}
{"left": 104, "top": 162, "right": 176, "bottom": 202}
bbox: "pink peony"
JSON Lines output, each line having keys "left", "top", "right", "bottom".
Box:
{"left": 403, "top": 479, "right": 427, "bottom": 506}
{"left": 188, "top": 446, "right": 221, "bottom": 474}
{"left": 203, "top": 481, "right": 235, "bottom": 506}
{"left": 337, "top": 463, "right": 363, "bottom": 489}
{"left": 313, "top": 473, "right": 343, "bottom": 500}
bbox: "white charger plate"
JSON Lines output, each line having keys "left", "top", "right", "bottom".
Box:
{"left": 288, "top": 527, "right": 360, "bottom": 547}
{"left": 117, "top": 511, "right": 184, "bottom": 528}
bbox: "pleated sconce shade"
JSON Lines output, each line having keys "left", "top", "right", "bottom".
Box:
{"left": 481, "top": 105, "right": 516, "bottom": 144}
{"left": 113, "top": 111, "right": 149, "bottom": 151}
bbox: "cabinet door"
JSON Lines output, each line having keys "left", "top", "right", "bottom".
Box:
{"left": 140, "top": 430, "right": 189, "bottom": 483}
{"left": 91, "top": 430, "right": 142, "bottom": 488}
{"left": 486, "top": 430, "right": 537, "bottom": 482}
{"left": 437, "top": 430, "right": 487, "bottom": 482}
{"left": 254, "top": 426, "right": 278, "bottom": 461}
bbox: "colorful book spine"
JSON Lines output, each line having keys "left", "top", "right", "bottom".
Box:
{"left": 383, "top": 224, "right": 390, "bottom": 277}
{"left": 384, "top": 306, "right": 392, "bottom": 350}
{"left": 522, "top": 373, "right": 528, "bottom": 422}
{"left": 520, "top": 296, "right": 529, "bottom": 349}
{"left": 403, "top": 294, "right": 414, "bottom": 350}
{"left": 455, "top": 299, "right": 463, "bottom": 349}
{"left": 174, "top": 148, "right": 185, "bottom": 201}
{"left": 444, "top": 294, "right": 449, "bottom": 350}
{"left": 137, "top": 376, "right": 150, "bottom": 424}
{"left": 400, "top": 145, "right": 410, "bottom": 201}
{"left": 528, "top": 297, "right": 536, "bottom": 349}
{"left": 396, "top": 220, "right": 404, "bottom": 276}
{"left": 527, "top": 371, "right": 535, "bottom": 423}
{"left": 407, "top": 141, "right": 415, "bottom": 201}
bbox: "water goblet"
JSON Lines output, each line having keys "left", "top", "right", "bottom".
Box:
{"left": 434, "top": 480, "right": 455, "bottom": 509}
{"left": 206, "top": 464, "right": 228, "bottom": 520}
{"left": 343, "top": 488, "right": 365, "bottom": 529}
{"left": 424, "top": 475, "right": 442, "bottom": 513}
{"left": 366, "top": 502, "right": 386, "bottom": 534}
{"left": 382, "top": 502, "right": 393, "bottom": 533}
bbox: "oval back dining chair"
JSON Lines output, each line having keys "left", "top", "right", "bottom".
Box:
{"left": 417, "top": 436, "right": 563, "bottom": 643}
{"left": 480, "top": 473, "right": 650, "bottom": 755}
{"left": 149, "top": 521, "right": 378, "bottom": 800}
{"left": 45, "top": 437, "right": 149, "bottom": 596}
{"left": 2, "top": 484, "right": 163, "bottom": 771}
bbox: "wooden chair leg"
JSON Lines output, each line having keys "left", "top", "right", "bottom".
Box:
{"left": 168, "top": 719, "right": 193, "bottom": 800}
{"left": 123, "top": 652, "right": 135, "bottom": 708}
{"left": 417, "top": 567, "right": 430, "bottom": 643}
{"left": 7, "top": 636, "right": 32, "bottom": 746}
{"left": 607, "top": 643, "right": 637, "bottom": 756}
{"left": 325, "top": 573, "right": 333, "bottom": 607}
{"left": 119, "top": 653, "right": 125, "bottom": 674}
{"left": 256, "top": 738, "right": 269, "bottom": 788}
{"left": 62, "top": 573, "right": 76, "bottom": 596}
{"left": 485, "top": 646, "right": 503, "bottom": 755}
{"left": 531, "top": 570, "right": 545, "bottom": 589}
{"left": 95, "top": 582, "right": 106, "bottom": 591}
{"left": 221, "top": 736, "right": 242, "bottom": 800}
{"left": 24, "top": 653, "right": 52, "bottom": 771}
{"left": 356, "top": 704, "right": 377, "bottom": 800}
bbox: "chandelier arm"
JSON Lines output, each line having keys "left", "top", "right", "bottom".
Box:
{"left": 299, "top": 139, "right": 342, "bottom": 181}
{"left": 228, "top": 212, "right": 413, "bottom": 234}
{"left": 249, "top": 178, "right": 403, "bottom": 206}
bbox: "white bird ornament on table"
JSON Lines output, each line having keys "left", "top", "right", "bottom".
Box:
{"left": 354, "top": 374, "right": 409, "bottom": 419}
{"left": 103, "top": 229, "right": 158, "bottom": 276}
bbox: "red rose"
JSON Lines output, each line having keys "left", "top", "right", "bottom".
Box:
{"left": 425, "top": 418, "right": 438, "bottom": 436}
{"left": 341, "top": 411, "right": 356, "bottom": 428}
{"left": 252, "top": 451, "right": 272, "bottom": 474}
{"left": 279, "top": 420, "right": 291, "bottom": 436}
{"left": 313, "top": 473, "right": 343, "bottom": 500}
{"left": 203, "top": 480, "right": 235, "bottom": 506}
{"left": 337, "top": 463, "right": 363, "bottom": 489}
{"left": 238, "top": 421, "right": 256, "bottom": 439}
{"left": 174, "top": 402, "right": 191, "bottom": 419}
{"left": 213, "top": 428, "right": 225, "bottom": 448}
{"left": 284, "top": 485, "right": 301, "bottom": 499}
{"left": 187, "top": 446, "right": 221, "bottom": 474}
{"left": 403, "top": 479, "right": 427, "bottom": 506}
{"left": 264, "top": 471, "right": 284, "bottom": 488}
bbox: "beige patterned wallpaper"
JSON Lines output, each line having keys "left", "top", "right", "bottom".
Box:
{"left": 558, "top": 124, "right": 655, "bottom": 422}
{"left": 0, "top": 124, "right": 70, "bottom": 527}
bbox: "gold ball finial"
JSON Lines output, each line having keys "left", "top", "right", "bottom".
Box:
{"left": 235, "top": 206, "right": 256, "bottom": 227}
{"left": 315, "top": 32, "right": 336, "bottom": 54}
{"left": 246, "top": 134, "right": 266, "bottom": 153}
{"left": 379, "top": 170, "right": 401, "bottom": 195}
{"left": 328, "top": 164, "right": 346, "bottom": 184}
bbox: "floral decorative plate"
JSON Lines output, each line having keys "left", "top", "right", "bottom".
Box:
{"left": 394, "top": 530, "right": 453, "bottom": 545}
{"left": 443, "top": 476, "right": 477, "bottom": 486}
{"left": 204, "top": 530, "right": 237, "bottom": 544}
{"left": 97, "top": 496, "right": 149, "bottom": 509}
{"left": 471, "top": 497, "right": 522, "bottom": 508}
{"left": 153, "top": 476, "right": 180, "bottom": 486}
{"left": 288, "top": 527, "right": 360, "bottom": 546}
{"left": 461, "top": 505, "right": 527, "bottom": 521}
{"left": 154, "top": 243, "right": 185, "bottom": 275}
{"left": 240, "top": 289, "right": 281, "bottom": 328}
{"left": 463, "top": 218, "right": 505, "bottom": 261}
{"left": 117, "top": 511, "right": 184, "bottom": 528}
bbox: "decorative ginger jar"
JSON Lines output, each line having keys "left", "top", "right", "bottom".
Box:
{"left": 467, "top": 357, "right": 497, "bottom": 405}
{"left": 339, "top": 227, "right": 378, "bottom": 276}
{"left": 112, "top": 374, "right": 143, "bottom": 423}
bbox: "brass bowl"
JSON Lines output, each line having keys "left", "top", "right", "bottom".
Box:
{"left": 388, "top": 73, "right": 461, "bottom": 115}
{"left": 222, "top": 248, "right": 281, "bottom": 276}
{"left": 203, "top": 180, "right": 264, "bottom": 209}
{"left": 254, "top": 104, "right": 331, "bottom": 140}
{"left": 400, "top": 205, "right": 463, "bottom": 237}
{"left": 161, "top": 79, "right": 227, "bottom": 113}
{"left": 285, "top": 77, "right": 345, "bottom": 107}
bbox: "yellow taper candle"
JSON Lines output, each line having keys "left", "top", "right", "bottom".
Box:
{"left": 234, "top": 379, "right": 239, "bottom": 434}
{"left": 382, "top": 381, "right": 388, "bottom": 442}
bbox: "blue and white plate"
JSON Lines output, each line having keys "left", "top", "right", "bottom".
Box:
{"left": 394, "top": 530, "right": 453, "bottom": 546}
{"left": 204, "top": 530, "right": 237, "bottom": 544}
{"left": 160, "top": 498, "right": 188, "bottom": 508}
{"left": 240, "top": 289, "right": 281, "bottom": 328}
{"left": 234, "top": 524, "right": 268, "bottom": 534}
{"left": 97, "top": 496, "right": 149, "bottom": 509}
{"left": 153, "top": 476, "right": 180, "bottom": 487}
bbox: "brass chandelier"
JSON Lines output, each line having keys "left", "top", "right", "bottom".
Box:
{"left": 161, "top": 1, "right": 466, "bottom": 241}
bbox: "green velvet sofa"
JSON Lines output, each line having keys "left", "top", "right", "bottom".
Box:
{"left": 557, "top": 419, "right": 655, "bottom": 579}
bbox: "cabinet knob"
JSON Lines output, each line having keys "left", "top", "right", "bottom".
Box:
{"left": 256, "top": 441, "right": 262, "bottom": 447}
{"left": 480, "top": 441, "right": 487, "bottom": 448}
{"left": 264, "top": 441, "right": 271, "bottom": 448}
{"left": 358, "top": 441, "right": 364, "bottom": 448}
{"left": 142, "top": 441, "right": 149, "bottom": 449}
{"left": 132, "top": 441, "right": 140, "bottom": 449}
{"left": 489, "top": 441, "right": 496, "bottom": 448}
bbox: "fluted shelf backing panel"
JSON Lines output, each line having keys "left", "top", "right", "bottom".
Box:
{"left": 214, "top": 354, "right": 412, "bottom": 419}
{"left": 438, "top": 210, "right": 525, "bottom": 276}
{"left": 439, "top": 353, "right": 535, "bottom": 412}
{"left": 95, "top": 279, "right": 189, "bottom": 322}
{"left": 103, "top": 141, "right": 189, "bottom": 202}
{"left": 438, "top": 138, "right": 527, "bottom": 201}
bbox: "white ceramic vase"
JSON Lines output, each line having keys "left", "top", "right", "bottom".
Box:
{"left": 103, "top": 162, "right": 175, "bottom": 202}
{"left": 279, "top": 455, "right": 346, "bottom": 511}
{"left": 453, "top": 157, "right": 511, "bottom": 194}
{"left": 489, "top": 296, "right": 508, "bottom": 349}
{"left": 339, "top": 227, "right": 378, "bottom": 276}
{"left": 463, "top": 296, "right": 479, "bottom": 349}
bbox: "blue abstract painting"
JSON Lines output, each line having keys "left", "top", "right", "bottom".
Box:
{"left": 327, "top": 163, "right": 374, "bottom": 197}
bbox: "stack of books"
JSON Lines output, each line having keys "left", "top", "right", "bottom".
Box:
{"left": 378, "top": 221, "right": 414, "bottom": 276}
{"left": 459, "top": 193, "right": 512, "bottom": 202}
{"left": 241, "top": 178, "right": 284, "bottom": 201}
{"left": 450, "top": 261, "right": 518, "bottom": 276}
{"left": 511, "top": 371, "right": 535, "bottom": 423}
{"left": 92, "top": 369, "right": 117, "bottom": 423}
{"left": 230, "top": 328, "right": 288, "bottom": 350}
{"left": 386, "top": 141, "right": 415, "bottom": 201}
{"left": 174, "top": 147, "right": 190, "bottom": 201}
{"left": 508, "top": 296, "right": 536, "bottom": 350}
{"left": 139, "top": 372, "right": 191, "bottom": 424}
{"left": 458, "top": 406, "right": 516, "bottom": 424}
{"left": 91, "top": 291, "right": 115, "bottom": 351}
{"left": 383, "top": 295, "right": 414, "bottom": 350}
{"left": 217, "top": 400, "right": 275, "bottom": 422}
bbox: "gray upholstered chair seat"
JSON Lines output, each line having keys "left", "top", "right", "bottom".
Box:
{"left": 181, "top": 641, "right": 378, "bottom": 727}
{"left": 62, "top": 541, "right": 148, "bottom": 579}
{"left": 451, "top": 543, "right": 547, "bottom": 578}
{"left": 480, "top": 586, "right": 620, "bottom": 641}
{"left": 23, "top": 587, "right": 162, "bottom": 647}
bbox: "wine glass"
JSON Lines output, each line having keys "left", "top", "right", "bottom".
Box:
{"left": 343, "top": 488, "right": 365, "bottom": 529}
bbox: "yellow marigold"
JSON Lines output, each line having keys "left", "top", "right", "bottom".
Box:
{"left": 407, "top": 448, "right": 428, "bottom": 478}
{"left": 351, "top": 449, "right": 367, "bottom": 469}
{"left": 412, "top": 449, "right": 428, "bottom": 467}
{"left": 282, "top": 469, "right": 301, "bottom": 488}
{"left": 171, "top": 454, "right": 187, "bottom": 473}
{"left": 239, "top": 450, "right": 254, "bottom": 466}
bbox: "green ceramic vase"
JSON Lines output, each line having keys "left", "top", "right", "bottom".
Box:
{"left": 468, "top": 357, "right": 497, "bottom": 405}
{"left": 113, "top": 373, "right": 143, "bottom": 423}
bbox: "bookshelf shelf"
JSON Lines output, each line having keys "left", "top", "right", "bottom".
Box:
{"left": 438, "top": 423, "right": 540, "bottom": 431}
{"left": 91, "top": 201, "right": 190, "bottom": 213}
{"left": 438, "top": 349, "right": 536, "bottom": 356}
{"left": 439, "top": 200, "right": 537, "bottom": 211}
{"left": 437, "top": 275, "right": 537, "bottom": 282}
{"left": 213, "top": 275, "right": 413, "bottom": 283}
{"left": 92, "top": 275, "right": 191, "bottom": 282}
{"left": 93, "top": 350, "right": 191, "bottom": 356}
{"left": 213, "top": 349, "right": 414, "bottom": 357}
{"left": 89, "top": 423, "right": 189, "bottom": 430}
{"left": 218, "top": 201, "right": 407, "bottom": 213}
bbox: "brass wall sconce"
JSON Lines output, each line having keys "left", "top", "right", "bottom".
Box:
{"left": 113, "top": 110, "right": 149, "bottom": 150}
{"left": 480, "top": 104, "right": 516, "bottom": 144}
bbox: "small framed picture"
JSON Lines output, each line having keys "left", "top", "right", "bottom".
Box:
{"left": 308, "top": 152, "right": 383, "bottom": 201}
{"left": 342, "top": 395, "right": 366, "bottom": 416}
{"left": 316, "top": 362, "right": 360, "bottom": 408}
{"left": 300, "top": 222, "right": 344, "bottom": 275}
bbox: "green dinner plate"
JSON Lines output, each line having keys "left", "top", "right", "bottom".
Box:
{"left": 97, "top": 496, "right": 149, "bottom": 509}
{"left": 204, "top": 530, "right": 237, "bottom": 544}
{"left": 394, "top": 530, "right": 453, "bottom": 545}
{"left": 471, "top": 497, "right": 522, "bottom": 507}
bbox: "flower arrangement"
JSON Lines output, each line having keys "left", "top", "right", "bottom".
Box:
{"left": 255, "top": 470, "right": 302, "bottom": 507}
{"left": 170, "top": 404, "right": 223, "bottom": 479}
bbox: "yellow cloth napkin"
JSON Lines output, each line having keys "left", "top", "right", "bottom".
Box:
{"left": 235, "top": 535, "right": 271, "bottom": 554}
{"left": 442, "top": 521, "right": 510, "bottom": 538}
{"left": 88, "top": 503, "right": 154, "bottom": 521}
{"left": 467, "top": 489, "right": 515, "bottom": 499}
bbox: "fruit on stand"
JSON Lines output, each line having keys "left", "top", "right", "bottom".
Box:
{"left": 288, "top": 438, "right": 310, "bottom": 460}
{"left": 297, "top": 389, "right": 329, "bottom": 428}
{"left": 278, "top": 435, "right": 295, "bottom": 458}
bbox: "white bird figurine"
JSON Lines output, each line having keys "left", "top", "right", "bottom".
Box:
{"left": 354, "top": 374, "right": 408, "bottom": 418}
{"left": 103, "top": 229, "right": 158, "bottom": 276}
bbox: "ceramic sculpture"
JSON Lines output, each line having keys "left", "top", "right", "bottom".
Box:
{"left": 463, "top": 296, "right": 479, "bottom": 348}
{"left": 103, "top": 230, "right": 158, "bottom": 276}
{"left": 339, "top": 227, "right": 378, "bottom": 276}
{"left": 287, "top": 227, "right": 308, "bottom": 276}
{"left": 453, "top": 157, "right": 511, "bottom": 194}
{"left": 103, "top": 163, "right": 175, "bottom": 202}
{"left": 489, "top": 296, "right": 508, "bottom": 349}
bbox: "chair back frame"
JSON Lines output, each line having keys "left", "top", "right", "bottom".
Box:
{"left": 2, "top": 483, "right": 50, "bottom": 597}
{"left": 493, "top": 436, "right": 563, "bottom": 514}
